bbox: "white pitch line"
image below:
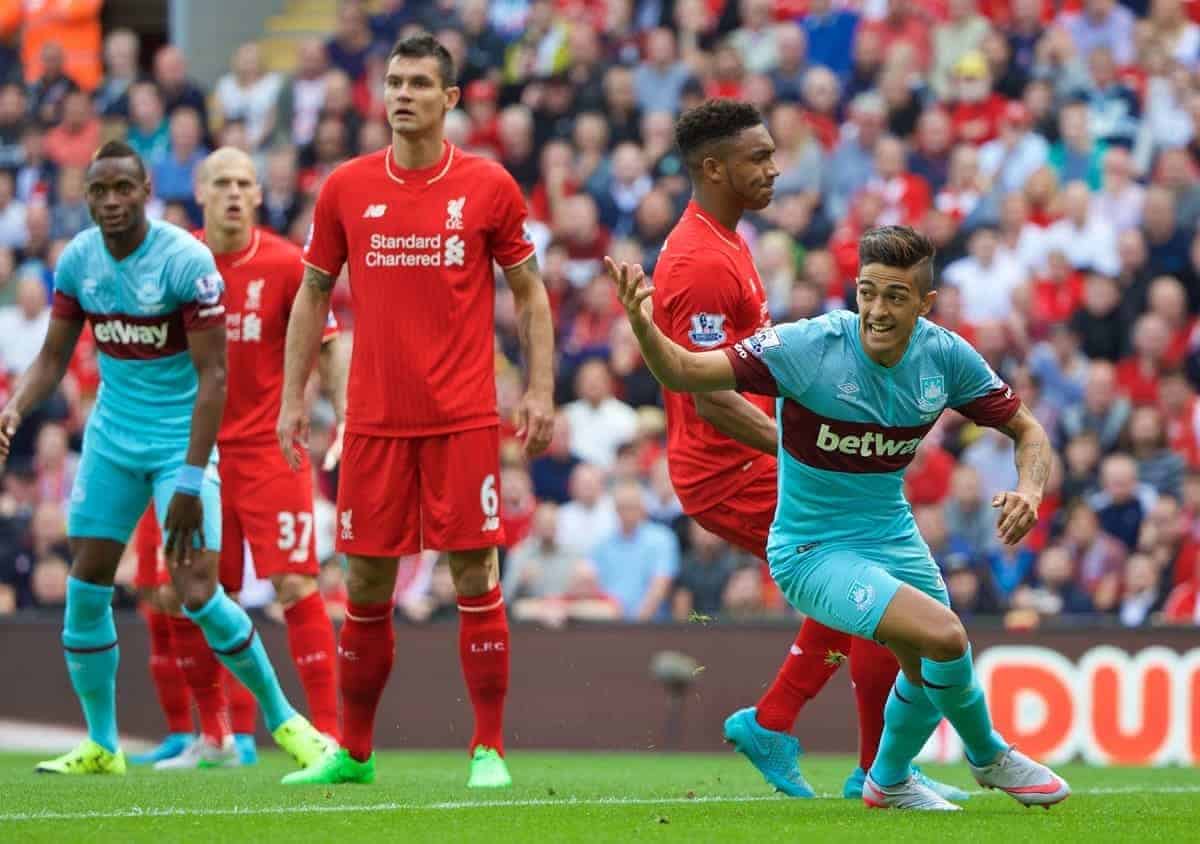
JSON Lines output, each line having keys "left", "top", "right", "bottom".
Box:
{"left": 3, "top": 785, "right": 1199, "bottom": 822}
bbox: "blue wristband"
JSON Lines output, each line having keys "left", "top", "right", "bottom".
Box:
{"left": 175, "top": 464, "right": 205, "bottom": 496}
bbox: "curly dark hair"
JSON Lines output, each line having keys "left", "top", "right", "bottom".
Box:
{"left": 388, "top": 33, "right": 456, "bottom": 88}
{"left": 674, "top": 99, "right": 764, "bottom": 174}
{"left": 858, "top": 226, "right": 937, "bottom": 294}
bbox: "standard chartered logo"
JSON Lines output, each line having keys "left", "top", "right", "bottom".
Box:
{"left": 815, "top": 423, "right": 922, "bottom": 458}
{"left": 364, "top": 232, "right": 467, "bottom": 267}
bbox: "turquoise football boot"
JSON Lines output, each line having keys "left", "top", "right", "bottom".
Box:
{"left": 723, "top": 707, "right": 814, "bottom": 797}
{"left": 129, "top": 733, "right": 193, "bottom": 766}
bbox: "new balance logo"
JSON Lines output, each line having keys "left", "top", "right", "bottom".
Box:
{"left": 363, "top": 204, "right": 388, "bottom": 218}
{"left": 481, "top": 515, "right": 500, "bottom": 532}
{"left": 340, "top": 509, "right": 354, "bottom": 540}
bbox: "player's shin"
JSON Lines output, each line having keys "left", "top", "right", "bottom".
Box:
{"left": 284, "top": 590, "right": 340, "bottom": 740}
{"left": 755, "top": 618, "right": 849, "bottom": 732}
{"left": 62, "top": 577, "right": 121, "bottom": 753}
{"left": 920, "top": 645, "right": 1007, "bottom": 767}
{"left": 850, "top": 637, "right": 900, "bottom": 771}
{"left": 457, "top": 585, "right": 510, "bottom": 755}
{"left": 867, "top": 673, "right": 941, "bottom": 787}
{"left": 184, "top": 585, "right": 297, "bottom": 731}
{"left": 339, "top": 601, "right": 396, "bottom": 762}
{"left": 169, "top": 614, "right": 231, "bottom": 745}
{"left": 143, "top": 603, "right": 193, "bottom": 735}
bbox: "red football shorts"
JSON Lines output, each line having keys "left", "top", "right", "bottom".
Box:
{"left": 335, "top": 426, "right": 504, "bottom": 557}
{"left": 132, "top": 505, "right": 168, "bottom": 589}
{"left": 219, "top": 443, "right": 320, "bottom": 593}
{"left": 689, "top": 463, "right": 777, "bottom": 561}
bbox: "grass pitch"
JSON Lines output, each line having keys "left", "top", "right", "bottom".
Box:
{"left": 1, "top": 751, "right": 1198, "bottom": 843}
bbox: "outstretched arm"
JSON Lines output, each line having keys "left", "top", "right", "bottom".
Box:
{"left": 604, "top": 257, "right": 736, "bottom": 393}
{"left": 279, "top": 265, "right": 335, "bottom": 470}
{"left": 991, "top": 403, "right": 1052, "bottom": 546}
{"left": 502, "top": 255, "right": 555, "bottom": 457}
{"left": 0, "top": 317, "right": 83, "bottom": 466}
{"left": 693, "top": 391, "right": 777, "bottom": 456}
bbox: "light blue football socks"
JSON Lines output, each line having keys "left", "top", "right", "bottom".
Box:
{"left": 868, "top": 672, "right": 941, "bottom": 787}
{"left": 921, "top": 645, "right": 1007, "bottom": 768}
{"left": 184, "top": 586, "right": 296, "bottom": 731}
{"left": 62, "top": 577, "right": 120, "bottom": 753}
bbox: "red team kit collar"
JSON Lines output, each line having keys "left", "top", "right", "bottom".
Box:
{"left": 384, "top": 140, "right": 456, "bottom": 186}
{"left": 687, "top": 202, "right": 742, "bottom": 250}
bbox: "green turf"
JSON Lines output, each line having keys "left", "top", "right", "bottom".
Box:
{"left": 1, "top": 750, "right": 1198, "bottom": 843}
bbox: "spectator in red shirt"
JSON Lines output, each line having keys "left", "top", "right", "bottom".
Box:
{"left": 43, "top": 89, "right": 100, "bottom": 169}
{"left": 1160, "top": 368, "right": 1200, "bottom": 468}
{"left": 935, "top": 143, "right": 984, "bottom": 223}
{"left": 949, "top": 51, "right": 1009, "bottom": 144}
{"left": 529, "top": 139, "right": 579, "bottom": 224}
{"left": 868, "top": 135, "right": 932, "bottom": 226}
{"left": 801, "top": 66, "right": 841, "bottom": 151}
{"left": 905, "top": 441, "right": 958, "bottom": 506}
{"left": 1116, "top": 312, "right": 1172, "bottom": 406}
{"left": 1145, "top": 275, "right": 1195, "bottom": 366}
{"left": 861, "top": 0, "right": 933, "bottom": 71}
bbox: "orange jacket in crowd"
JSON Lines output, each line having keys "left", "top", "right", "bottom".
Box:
{"left": 0, "top": 0, "right": 103, "bottom": 91}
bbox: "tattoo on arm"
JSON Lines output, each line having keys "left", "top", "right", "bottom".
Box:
{"left": 304, "top": 265, "right": 335, "bottom": 293}
{"left": 999, "top": 405, "right": 1051, "bottom": 490}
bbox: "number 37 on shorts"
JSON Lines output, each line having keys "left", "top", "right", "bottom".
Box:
{"left": 335, "top": 426, "right": 505, "bottom": 557}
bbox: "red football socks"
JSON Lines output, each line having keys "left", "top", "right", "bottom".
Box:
{"left": 221, "top": 666, "right": 258, "bottom": 736}
{"left": 755, "top": 618, "right": 852, "bottom": 732}
{"left": 168, "top": 615, "right": 230, "bottom": 745}
{"left": 850, "top": 636, "right": 900, "bottom": 771}
{"left": 284, "top": 591, "right": 340, "bottom": 739}
{"left": 457, "top": 585, "right": 509, "bottom": 755}
{"left": 339, "top": 601, "right": 395, "bottom": 762}
{"left": 144, "top": 605, "right": 192, "bottom": 734}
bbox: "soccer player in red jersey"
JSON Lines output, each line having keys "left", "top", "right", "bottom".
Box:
{"left": 178, "top": 146, "right": 345, "bottom": 766}
{"left": 641, "top": 100, "right": 966, "bottom": 801}
{"left": 278, "top": 35, "right": 555, "bottom": 787}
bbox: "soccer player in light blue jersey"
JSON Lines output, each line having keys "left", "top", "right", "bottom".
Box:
{"left": 606, "top": 225, "right": 1070, "bottom": 810}
{"left": 0, "top": 141, "right": 330, "bottom": 780}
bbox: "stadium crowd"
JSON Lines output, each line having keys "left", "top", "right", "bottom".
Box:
{"left": 1, "top": 0, "right": 1199, "bottom": 629}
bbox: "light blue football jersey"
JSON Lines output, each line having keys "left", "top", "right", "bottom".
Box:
{"left": 725, "top": 310, "right": 1019, "bottom": 556}
{"left": 52, "top": 220, "right": 225, "bottom": 460}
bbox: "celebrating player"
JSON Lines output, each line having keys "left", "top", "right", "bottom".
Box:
{"left": 647, "top": 100, "right": 964, "bottom": 801}
{"left": 193, "top": 145, "right": 345, "bottom": 763}
{"left": 0, "top": 141, "right": 329, "bottom": 779}
{"left": 278, "top": 35, "right": 555, "bottom": 787}
{"left": 608, "top": 224, "right": 1070, "bottom": 810}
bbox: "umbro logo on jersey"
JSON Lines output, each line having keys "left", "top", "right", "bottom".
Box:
{"left": 363, "top": 204, "right": 388, "bottom": 218}
{"left": 837, "top": 381, "right": 859, "bottom": 399}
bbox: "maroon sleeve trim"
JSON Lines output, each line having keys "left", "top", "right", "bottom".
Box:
{"left": 953, "top": 385, "right": 1021, "bottom": 427}
{"left": 51, "top": 291, "right": 84, "bottom": 321}
{"left": 723, "top": 345, "right": 779, "bottom": 397}
{"left": 181, "top": 301, "right": 226, "bottom": 332}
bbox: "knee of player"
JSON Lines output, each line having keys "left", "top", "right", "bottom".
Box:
{"left": 924, "top": 612, "right": 968, "bottom": 662}
{"left": 180, "top": 580, "right": 218, "bottom": 614}
{"left": 345, "top": 567, "right": 395, "bottom": 603}
{"left": 272, "top": 573, "right": 318, "bottom": 608}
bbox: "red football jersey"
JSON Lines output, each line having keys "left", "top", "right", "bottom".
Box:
{"left": 653, "top": 201, "right": 775, "bottom": 515}
{"left": 304, "top": 142, "right": 535, "bottom": 437}
{"left": 197, "top": 227, "right": 339, "bottom": 447}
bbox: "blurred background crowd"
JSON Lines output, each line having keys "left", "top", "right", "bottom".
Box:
{"left": 1, "top": 0, "right": 1199, "bottom": 631}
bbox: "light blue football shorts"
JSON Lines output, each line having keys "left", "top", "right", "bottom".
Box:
{"left": 68, "top": 422, "right": 221, "bottom": 550}
{"left": 768, "top": 532, "right": 949, "bottom": 640}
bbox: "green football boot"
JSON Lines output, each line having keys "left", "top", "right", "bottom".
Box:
{"left": 35, "top": 739, "right": 127, "bottom": 775}
{"left": 281, "top": 748, "right": 376, "bottom": 785}
{"left": 467, "top": 746, "right": 512, "bottom": 788}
